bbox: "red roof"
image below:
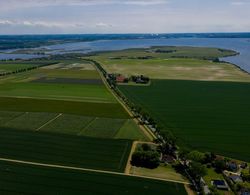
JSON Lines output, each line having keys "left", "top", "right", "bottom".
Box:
{"left": 116, "top": 76, "right": 126, "bottom": 82}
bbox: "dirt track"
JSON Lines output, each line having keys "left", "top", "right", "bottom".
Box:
{"left": 32, "top": 77, "right": 103, "bottom": 85}
{"left": 0, "top": 157, "right": 190, "bottom": 185}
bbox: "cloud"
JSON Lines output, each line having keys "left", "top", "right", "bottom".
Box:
{"left": 0, "top": 19, "right": 84, "bottom": 28}
{"left": 95, "top": 22, "right": 113, "bottom": 28}
{"left": 0, "top": 0, "right": 249, "bottom": 34}
{"left": 231, "top": 0, "right": 250, "bottom": 5}
{"left": 0, "top": 0, "right": 168, "bottom": 10}
{"left": 123, "top": 0, "right": 168, "bottom": 6}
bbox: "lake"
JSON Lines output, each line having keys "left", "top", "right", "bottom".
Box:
{"left": 1, "top": 38, "right": 250, "bottom": 72}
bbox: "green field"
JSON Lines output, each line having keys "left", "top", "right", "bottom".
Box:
{"left": 0, "top": 61, "right": 56, "bottom": 74}
{"left": 0, "top": 111, "right": 147, "bottom": 140}
{"left": 0, "top": 161, "right": 187, "bottom": 195}
{"left": 90, "top": 46, "right": 250, "bottom": 82}
{"left": 0, "top": 97, "right": 129, "bottom": 118}
{"left": 0, "top": 59, "right": 148, "bottom": 141}
{"left": 0, "top": 128, "right": 132, "bottom": 172}
{"left": 41, "top": 114, "right": 94, "bottom": 135}
{"left": 3, "top": 112, "right": 58, "bottom": 130}
{"left": 119, "top": 79, "right": 250, "bottom": 161}
{"left": 0, "top": 82, "right": 115, "bottom": 103}
{"left": 0, "top": 60, "right": 129, "bottom": 119}
{"left": 115, "top": 119, "right": 150, "bottom": 141}
{"left": 80, "top": 117, "right": 126, "bottom": 138}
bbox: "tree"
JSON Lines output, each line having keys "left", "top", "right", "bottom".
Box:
{"left": 189, "top": 161, "right": 207, "bottom": 179}
{"left": 131, "top": 144, "right": 160, "bottom": 169}
{"left": 141, "top": 143, "right": 152, "bottom": 151}
{"left": 187, "top": 151, "right": 205, "bottom": 163}
{"left": 213, "top": 159, "right": 227, "bottom": 173}
{"left": 241, "top": 169, "right": 250, "bottom": 182}
{"left": 131, "top": 151, "right": 160, "bottom": 169}
{"left": 178, "top": 148, "right": 190, "bottom": 160}
{"left": 203, "top": 152, "right": 216, "bottom": 164}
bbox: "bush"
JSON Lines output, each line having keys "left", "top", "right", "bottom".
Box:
{"left": 213, "top": 159, "right": 227, "bottom": 173}
{"left": 131, "top": 151, "right": 160, "bottom": 169}
{"left": 187, "top": 151, "right": 205, "bottom": 163}
{"left": 131, "top": 144, "right": 160, "bottom": 169}
{"left": 189, "top": 161, "right": 207, "bottom": 179}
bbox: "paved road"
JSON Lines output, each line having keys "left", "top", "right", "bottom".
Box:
{"left": 92, "top": 60, "right": 156, "bottom": 141}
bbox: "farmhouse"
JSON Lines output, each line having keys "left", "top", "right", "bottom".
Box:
{"left": 227, "top": 161, "right": 238, "bottom": 172}
{"left": 212, "top": 180, "right": 229, "bottom": 190}
{"left": 131, "top": 75, "right": 150, "bottom": 84}
{"left": 229, "top": 174, "right": 243, "bottom": 183}
{"left": 116, "top": 75, "right": 127, "bottom": 83}
{"left": 162, "top": 154, "right": 175, "bottom": 164}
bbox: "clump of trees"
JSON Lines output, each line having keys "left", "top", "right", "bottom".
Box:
{"left": 131, "top": 144, "right": 160, "bottom": 169}
{"left": 242, "top": 169, "right": 250, "bottom": 182}
{"left": 188, "top": 161, "right": 207, "bottom": 180}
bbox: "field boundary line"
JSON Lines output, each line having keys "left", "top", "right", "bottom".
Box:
{"left": 118, "top": 141, "right": 130, "bottom": 171}
{"left": 0, "top": 157, "right": 190, "bottom": 185}
{"left": 35, "top": 113, "right": 62, "bottom": 131}
{"left": 77, "top": 117, "right": 97, "bottom": 135}
{"left": 124, "top": 141, "right": 137, "bottom": 175}
{"left": 2, "top": 112, "right": 27, "bottom": 126}
{"left": 0, "top": 95, "right": 114, "bottom": 104}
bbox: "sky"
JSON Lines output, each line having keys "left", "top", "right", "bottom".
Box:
{"left": 0, "top": 0, "right": 249, "bottom": 34}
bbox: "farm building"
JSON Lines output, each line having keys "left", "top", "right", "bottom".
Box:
{"left": 229, "top": 174, "right": 243, "bottom": 183}
{"left": 116, "top": 75, "right": 127, "bottom": 83}
{"left": 227, "top": 161, "right": 238, "bottom": 172}
{"left": 212, "top": 180, "right": 229, "bottom": 190}
{"left": 131, "top": 75, "right": 150, "bottom": 84}
{"left": 162, "top": 154, "right": 175, "bottom": 164}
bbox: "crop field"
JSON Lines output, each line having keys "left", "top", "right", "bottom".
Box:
{"left": 0, "top": 128, "right": 132, "bottom": 172}
{"left": 90, "top": 46, "right": 250, "bottom": 82}
{"left": 3, "top": 112, "right": 58, "bottom": 131}
{"left": 79, "top": 117, "right": 126, "bottom": 138}
{"left": 0, "top": 60, "right": 115, "bottom": 103}
{"left": 120, "top": 79, "right": 250, "bottom": 161}
{"left": 41, "top": 114, "right": 94, "bottom": 135}
{"left": 0, "top": 111, "right": 147, "bottom": 140}
{"left": 0, "top": 161, "right": 186, "bottom": 195}
{"left": 115, "top": 119, "right": 149, "bottom": 141}
{"left": 0, "top": 97, "right": 129, "bottom": 119}
{"left": 0, "top": 61, "right": 58, "bottom": 73}
{"left": 0, "top": 60, "right": 130, "bottom": 119}
{"left": 0, "top": 59, "right": 148, "bottom": 141}
{"left": 0, "top": 82, "right": 116, "bottom": 102}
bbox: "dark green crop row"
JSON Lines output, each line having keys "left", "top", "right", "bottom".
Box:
{"left": 0, "top": 128, "right": 132, "bottom": 172}
{"left": 0, "top": 160, "right": 187, "bottom": 195}
{"left": 119, "top": 79, "right": 250, "bottom": 161}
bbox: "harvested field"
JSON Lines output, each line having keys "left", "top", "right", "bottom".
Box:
{"left": 36, "top": 68, "right": 101, "bottom": 80}
{"left": 0, "top": 128, "right": 132, "bottom": 172}
{"left": 31, "top": 77, "right": 103, "bottom": 85}
{"left": 41, "top": 61, "right": 95, "bottom": 71}
{"left": 0, "top": 161, "right": 187, "bottom": 195}
{"left": 90, "top": 46, "right": 250, "bottom": 82}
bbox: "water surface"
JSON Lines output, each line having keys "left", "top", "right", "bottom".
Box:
{"left": 1, "top": 38, "right": 250, "bottom": 72}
